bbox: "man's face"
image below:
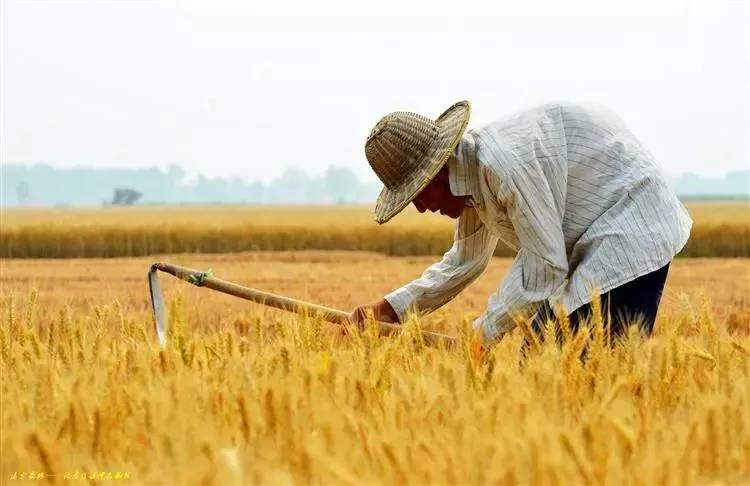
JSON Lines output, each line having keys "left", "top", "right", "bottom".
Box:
{"left": 411, "top": 164, "right": 471, "bottom": 219}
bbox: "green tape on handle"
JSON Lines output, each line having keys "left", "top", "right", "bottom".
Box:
{"left": 187, "top": 268, "right": 213, "bottom": 286}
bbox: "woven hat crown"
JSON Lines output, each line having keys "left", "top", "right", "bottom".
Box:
{"left": 365, "top": 111, "right": 440, "bottom": 189}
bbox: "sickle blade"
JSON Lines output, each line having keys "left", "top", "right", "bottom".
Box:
{"left": 148, "top": 265, "right": 168, "bottom": 347}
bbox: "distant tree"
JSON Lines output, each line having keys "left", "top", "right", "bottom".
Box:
{"left": 167, "top": 164, "right": 187, "bottom": 182}
{"left": 111, "top": 188, "right": 142, "bottom": 205}
{"left": 324, "top": 166, "right": 360, "bottom": 203}
{"left": 272, "top": 168, "right": 313, "bottom": 203}
{"left": 247, "top": 181, "right": 266, "bottom": 203}
{"left": 16, "top": 181, "right": 29, "bottom": 205}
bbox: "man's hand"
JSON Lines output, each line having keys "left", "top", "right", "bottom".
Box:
{"left": 349, "top": 298, "right": 399, "bottom": 328}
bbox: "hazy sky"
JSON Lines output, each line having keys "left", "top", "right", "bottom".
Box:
{"left": 2, "top": 0, "right": 748, "bottom": 183}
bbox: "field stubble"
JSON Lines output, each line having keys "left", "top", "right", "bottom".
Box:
{"left": 1, "top": 252, "right": 749, "bottom": 484}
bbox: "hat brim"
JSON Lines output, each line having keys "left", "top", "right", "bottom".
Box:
{"left": 373, "top": 100, "right": 471, "bottom": 224}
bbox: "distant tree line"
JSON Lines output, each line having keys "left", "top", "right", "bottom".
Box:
{"left": 1, "top": 163, "right": 382, "bottom": 207}
{"left": 1, "top": 163, "right": 747, "bottom": 207}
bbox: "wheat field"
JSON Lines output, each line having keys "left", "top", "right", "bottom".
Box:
{"left": 2, "top": 201, "right": 748, "bottom": 258}
{"left": 2, "top": 251, "right": 749, "bottom": 484}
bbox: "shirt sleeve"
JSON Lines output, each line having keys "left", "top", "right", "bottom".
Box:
{"left": 474, "top": 161, "right": 569, "bottom": 343}
{"left": 384, "top": 207, "right": 499, "bottom": 322}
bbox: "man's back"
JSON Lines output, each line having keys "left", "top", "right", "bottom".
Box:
{"left": 468, "top": 102, "right": 692, "bottom": 318}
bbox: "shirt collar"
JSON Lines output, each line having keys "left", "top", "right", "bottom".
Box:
{"left": 448, "top": 131, "right": 481, "bottom": 207}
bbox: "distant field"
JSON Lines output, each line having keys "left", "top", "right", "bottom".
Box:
{"left": 1, "top": 201, "right": 748, "bottom": 258}
{"left": 1, "top": 204, "right": 435, "bottom": 228}
{"left": 4, "top": 201, "right": 749, "bottom": 228}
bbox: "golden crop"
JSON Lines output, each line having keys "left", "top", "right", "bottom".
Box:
{"left": 2, "top": 202, "right": 748, "bottom": 258}
{"left": 1, "top": 252, "right": 749, "bottom": 484}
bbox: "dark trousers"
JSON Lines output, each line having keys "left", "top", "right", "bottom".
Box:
{"left": 524, "top": 263, "right": 671, "bottom": 350}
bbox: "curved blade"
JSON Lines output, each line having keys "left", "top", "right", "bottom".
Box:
{"left": 148, "top": 265, "right": 168, "bottom": 347}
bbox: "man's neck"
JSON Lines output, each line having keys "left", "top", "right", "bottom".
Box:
{"left": 447, "top": 134, "right": 479, "bottom": 206}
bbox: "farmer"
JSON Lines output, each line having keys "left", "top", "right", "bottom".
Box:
{"left": 350, "top": 101, "right": 692, "bottom": 348}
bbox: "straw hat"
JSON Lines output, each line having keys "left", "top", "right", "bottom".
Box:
{"left": 365, "top": 100, "right": 471, "bottom": 224}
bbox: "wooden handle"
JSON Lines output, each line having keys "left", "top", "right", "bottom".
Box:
{"left": 151, "top": 262, "right": 455, "bottom": 348}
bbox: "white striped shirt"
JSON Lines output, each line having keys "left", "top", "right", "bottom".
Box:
{"left": 384, "top": 102, "right": 693, "bottom": 343}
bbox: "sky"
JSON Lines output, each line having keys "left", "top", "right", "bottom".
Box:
{"left": 1, "top": 0, "right": 748, "bottom": 184}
